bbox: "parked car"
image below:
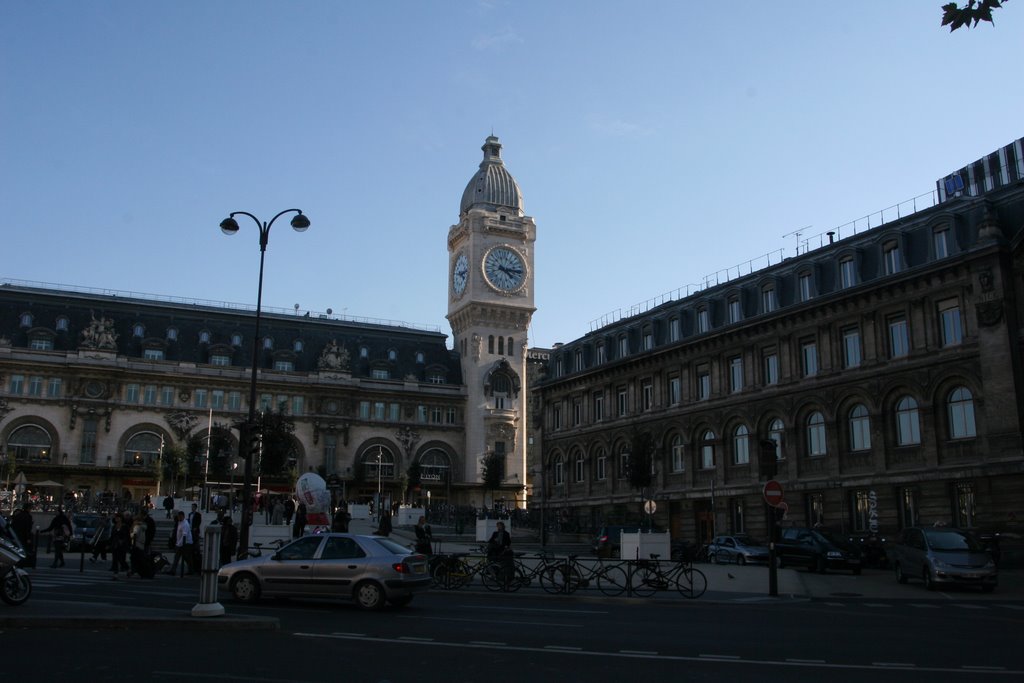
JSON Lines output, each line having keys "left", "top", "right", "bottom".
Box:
{"left": 69, "top": 513, "right": 104, "bottom": 552}
{"left": 592, "top": 525, "right": 662, "bottom": 558}
{"left": 706, "top": 534, "right": 770, "bottom": 565}
{"left": 775, "top": 527, "right": 862, "bottom": 574}
{"left": 218, "top": 533, "right": 431, "bottom": 610}
{"left": 891, "top": 526, "right": 997, "bottom": 592}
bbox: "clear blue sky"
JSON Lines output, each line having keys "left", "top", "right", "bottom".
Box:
{"left": 2, "top": 1, "right": 1021, "bottom": 348}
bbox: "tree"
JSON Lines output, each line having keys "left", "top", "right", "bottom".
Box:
{"left": 480, "top": 452, "right": 504, "bottom": 502}
{"left": 941, "top": 0, "right": 1010, "bottom": 31}
{"left": 252, "top": 403, "right": 298, "bottom": 476}
{"left": 405, "top": 461, "right": 422, "bottom": 500}
{"left": 626, "top": 430, "right": 655, "bottom": 491}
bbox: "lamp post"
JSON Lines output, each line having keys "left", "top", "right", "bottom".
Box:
{"left": 376, "top": 446, "right": 384, "bottom": 522}
{"left": 219, "top": 208, "right": 310, "bottom": 557}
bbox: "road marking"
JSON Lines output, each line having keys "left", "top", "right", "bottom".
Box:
{"left": 954, "top": 604, "right": 986, "bottom": 610}
{"left": 152, "top": 672, "right": 301, "bottom": 682}
{"left": 963, "top": 666, "right": 1007, "bottom": 671}
{"left": 786, "top": 659, "right": 825, "bottom": 664}
{"left": 823, "top": 602, "right": 845, "bottom": 607}
{"left": 470, "top": 641, "right": 506, "bottom": 646}
{"left": 863, "top": 603, "right": 891, "bottom": 608}
{"left": 457, "top": 605, "right": 607, "bottom": 615}
{"left": 545, "top": 646, "right": 583, "bottom": 651}
{"left": 399, "top": 615, "right": 582, "bottom": 628}
{"left": 873, "top": 662, "right": 915, "bottom": 668}
{"left": 620, "top": 650, "right": 658, "bottom": 655}
{"left": 700, "top": 655, "right": 741, "bottom": 660}
{"left": 399, "top": 637, "right": 435, "bottom": 642}
{"left": 909, "top": 603, "right": 940, "bottom": 608}
{"left": 330, "top": 632, "right": 365, "bottom": 637}
{"left": 293, "top": 633, "right": 1024, "bottom": 676}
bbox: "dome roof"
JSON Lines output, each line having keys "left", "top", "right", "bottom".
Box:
{"left": 460, "top": 136, "right": 523, "bottom": 216}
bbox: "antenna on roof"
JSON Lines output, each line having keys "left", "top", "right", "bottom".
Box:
{"left": 782, "top": 225, "right": 812, "bottom": 256}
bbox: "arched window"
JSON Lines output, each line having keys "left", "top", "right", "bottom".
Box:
{"left": 415, "top": 351, "right": 425, "bottom": 364}
{"left": 359, "top": 346, "right": 369, "bottom": 359}
{"left": 387, "top": 348, "right": 397, "bottom": 361}
{"left": 418, "top": 449, "right": 450, "bottom": 483}
{"left": 670, "top": 435, "right": 685, "bottom": 472}
{"left": 19, "top": 313, "right": 33, "bottom": 328}
{"left": 768, "top": 418, "right": 785, "bottom": 459}
{"left": 498, "top": 337, "right": 505, "bottom": 355}
{"left": 9, "top": 425, "right": 52, "bottom": 463}
{"left": 733, "top": 425, "right": 750, "bottom": 464}
{"left": 618, "top": 445, "right": 631, "bottom": 478}
{"left": 595, "top": 448, "right": 607, "bottom": 481}
{"left": 896, "top": 396, "right": 921, "bottom": 446}
{"left": 849, "top": 404, "right": 871, "bottom": 451}
{"left": 574, "top": 453, "right": 586, "bottom": 482}
{"left": 56, "top": 316, "right": 69, "bottom": 332}
{"left": 199, "top": 330, "right": 211, "bottom": 344}
{"left": 362, "top": 446, "right": 395, "bottom": 479}
{"left": 124, "top": 432, "right": 163, "bottom": 467}
{"left": 948, "top": 386, "right": 977, "bottom": 439}
{"left": 262, "top": 337, "right": 273, "bottom": 350}
{"left": 230, "top": 333, "right": 241, "bottom": 346}
{"left": 700, "top": 430, "right": 715, "bottom": 469}
{"left": 294, "top": 340, "right": 305, "bottom": 353}
{"left": 553, "top": 455, "right": 565, "bottom": 485}
{"left": 492, "top": 373, "right": 511, "bottom": 410}
{"left": 807, "top": 412, "right": 827, "bottom": 456}
{"left": 133, "top": 323, "right": 145, "bottom": 338}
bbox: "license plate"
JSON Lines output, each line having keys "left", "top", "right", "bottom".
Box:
{"left": 413, "top": 564, "right": 426, "bottom": 574}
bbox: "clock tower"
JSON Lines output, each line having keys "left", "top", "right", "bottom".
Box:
{"left": 447, "top": 136, "right": 536, "bottom": 507}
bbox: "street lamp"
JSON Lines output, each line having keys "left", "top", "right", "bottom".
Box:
{"left": 220, "top": 208, "right": 310, "bottom": 557}
{"left": 376, "top": 446, "right": 384, "bottom": 522}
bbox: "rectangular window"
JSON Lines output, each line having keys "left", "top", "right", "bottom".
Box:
{"left": 843, "top": 327, "right": 861, "bottom": 369}
{"left": 954, "top": 482, "right": 976, "bottom": 528}
{"left": 642, "top": 330, "right": 653, "bottom": 351}
{"left": 574, "top": 350, "right": 585, "bottom": 371}
{"left": 573, "top": 399, "right": 583, "bottom": 425}
{"left": 162, "top": 386, "right": 175, "bottom": 406}
{"left": 729, "top": 357, "right": 743, "bottom": 393}
{"left": 209, "top": 354, "right": 230, "bottom": 366}
{"left": 80, "top": 418, "right": 97, "bottom": 464}
{"left": 389, "top": 403, "right": 400, "bottom": 421}
{"left": 807, "top": 492, "right": 825, "bottom": 526}
{"left": 888, "top": 316, "right": 909, "bottom": 358}
{"left": 938, "top": 299, "right": 963, "bottom": 347}
{"left": 934, "top": 229, "right": 950, "bottom": 258}
{"left": 144, "top": 349, "right": 165, "bottom": 361}
{"left": 801, "top": 341, "right": 818, "bottom": 377}
{"left": 701, "top": 443, "right": 714, "bottom": 470}
{"left": 596, "top": 454, "right": 607, "bottom": 481}
{"left": 47, "top": 377, "right": 62, "bottom": 398}
{"left": 798, "top": 273, "right": 813, "bottom": 302}
{"left": 618, "top": 336, "right": 629, "bottom": 358}
{"left": 899, "top": 488, "right": 918, "bottom": 528}
{"left": 30, "top": 338, "right": 53, "bottom": 350}
{"left": 669, "top": 318, "right": 681, "bottom": 342}
{"left": 593, "top": 392, "right": 604, "bottom": 421}
{"left": 323, "top": 434, "right": 337, "bottom": 472}
{"left": 697, "top": 309, "right": 710, "bottom": 333}
{"left": 617, "top": 388, "right": 628, "bottom": 417}
{"left": 273, "top": 360, "right": 293, "bottom": 372}
{"left": 371, "top": 368, "right": 389, "bottom": 380}
{"left": 9, "top": 374, "right": 24, "bottom": 395}
{"left": 27, "top": 376, "right": 43, "bottom": 397}
{"left": 416, "top": 405, "right": 427, "bottom": 423}
{"left": 555, "top": 358, "right": 564, "bottom": 376}
{"left": 292, "top": 396, "right": 304, "bottom": 416}
{"left": 668, "top": 376, "right": 681, "bottom": 406}
{"left": 762, "top": 287, "right": 777, "bottom": 313}
{"left": 359, "top": 401, "right": 370, "bottom": 420}
{"left": 552, "top": 404, "right": 562, "bottom": 430}
{"left": 143, "top": 385, "right": 158, "bottom": 405}
{"left": 377, "top": 402, "right": 389, "bottom": 421}
{"left": 697, "top": 370, "right": 710, "bottom": 400}
{"left": 126, "top": 383, "right": 140, "bottom": 403}
{"left": 446, "top": 407, "right": 457, "bottom": 424}
{"left": 671, "top": 441, "right": 685, "bottom": 472}
{"left": 884, "top": 243, "right": 901, "bottom": 275}
{"left": 840, "top": 259, "right": 856, "bottom": 288}
{"left": 596, "top": 344, "right": 606, "bottom": 364}
{"left": 763, "top": 352, "right": 779, "bottom": 386}
{"left": 194, "top": 389, "right": 208, "bottom": 408}
{"left": 851, "top": 490, "right": 871, "bottom": 532}
{"left": 641, "top": 381, "right": 653, "bottom": 411}
{"left": 428, "top": 374, "right": 444, "bottom": 384}
{"left": 228, "top": 391, "right": 242, "bottom": 411}
{"left": 728, "top": 299, "right": 742, "bottom": 324}
{"left": 259, "top": 394, "right": 272, "bottom": 411}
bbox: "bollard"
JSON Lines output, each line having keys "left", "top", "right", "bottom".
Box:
{"left": 191, "top": 523, "right": 224, "bottom": 617}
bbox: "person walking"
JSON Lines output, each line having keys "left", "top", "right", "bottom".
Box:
{"left": 284, "top": 498, "right": 295, "bottom": 527}
{"left": 414, "top": 515, "right": 433, "bottom": 555}
{"left": 129, "top": 514, "right": 149, "bottom": 578}
{"left": 375, "top": 509, "right": 392, "bottom": 537}
{"left": 188, "top": 504, "right": 202, "bottom": 545}
{"left": 163, "top": 494, "right": 175, "bottom": 519}
{"left": 109, "top": 514, "right": 130, "bottom": 579}
{"left": 141, "top": 507, "right": 155, "bottom": 553}
{"left": 11, "top": 504, "right": 35, "bottom": 567}
{"left": 168, "top": 511, "right": 193, "bottom": 576}
{"left": 219, "top": 516, "right": 238, "bottom": 567}
{"left": 331, "top": 505, "right": 351, "bottom": 533}
{"left": 43, "top": 506, "right": 72, "bottom": 568}
{"left": 292, "top": 503, "right": 307, "bottom": 539}
{"left": 271, "top": 498, "right": 284, "bottom": 525}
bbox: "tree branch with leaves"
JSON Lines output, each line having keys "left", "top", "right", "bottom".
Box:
{"left": 941, "top": 0, "right": 1010, "bottom": 31}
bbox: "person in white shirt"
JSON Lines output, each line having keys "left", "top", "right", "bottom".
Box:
{"left": 168, "top": 511, "right": 193, "bottom": 576}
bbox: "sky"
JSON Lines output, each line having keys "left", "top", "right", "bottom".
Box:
{"left": 2, "top": 1, "right": 1022, "bottom": 349}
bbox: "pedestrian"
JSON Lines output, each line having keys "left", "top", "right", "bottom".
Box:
{"left": 284, "top": 498, "right": 295, "bottom": 527}
{"left": 292, "top": 503, "right": 307, "bottom": 539}
{"left": 414, "top": 515, "right": 433, "bottom": 555}
{"left": 129, "top": 514, "right": 148, "bottom": 578}
{"left": 163, "top": 494, "right": 175, "bottom": 519}
{"left": 109, "top": 514, "right": 130, "bottom": 579}
{"left": 486, "top": 521, "right": 512, "bottom": 561}
{"left": 271, "top": 498, "right": 284, "bottom": 525}
{"left": 220, "top": 516, "right": 238, "bottom": 567}
{"left": 189, "top": 503, "right": 202, "bottom": 545}
{"left": 91, "top": 513, "right": 114, "bottom": 562}
{"left": 10, "top": 504, "right": 34, "bottom": 567}
{"left": 43, "top": 506, "right": 72, "bottom": 568}
{"left": 375, "top": 509, "right": 392, "bottom": 537}
{"left": 331, "top": 505, "right": 351, "bottom": 533}
{"left": 168, "top": 511, "right": 193, "bottom": 576}
{"left": 141, "top": 507, "right": 155, "bottom": 553}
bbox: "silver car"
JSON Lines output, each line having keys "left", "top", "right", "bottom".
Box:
{"left": 706, "top": 534, "right": 770, "bottom": 565}
{"left": 892, "top": 527, "right": 997, "bottom": 592}
{"left": 218, "top": 533, "right": 431, "bottom": 609}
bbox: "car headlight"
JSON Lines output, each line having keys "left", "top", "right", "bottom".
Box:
{"left": 932, "top": 558, "right": 952, "bottom": 570}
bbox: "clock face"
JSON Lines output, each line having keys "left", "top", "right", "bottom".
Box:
{"left": 452, "top": 252, "right": 469, "bottom": 295}
{"left": 483, "top": 246, "right": 526, "bottom": 292}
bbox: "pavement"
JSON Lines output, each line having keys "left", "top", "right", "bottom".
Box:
{"left": 3, "top": 513, "right": 1021, "bottom": 630}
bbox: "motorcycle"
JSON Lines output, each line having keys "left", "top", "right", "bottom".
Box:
{"left": 0, "top": 516, "right": 32, "bottom": 606}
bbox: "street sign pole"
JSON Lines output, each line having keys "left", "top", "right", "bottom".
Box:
{"left": 762, "top": 480, "right": 784, "bottom": 597}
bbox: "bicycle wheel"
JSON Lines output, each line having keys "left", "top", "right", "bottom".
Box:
{"left": 676, "top": 567, "right": 708, "bottom": 599}
{"left": 596, "top": 564, "right": 628, "bottom": 597}
{"left": 480, "top": 561, "right": 508, "bottom": 591}
{"left": 631, "top": 565, "right": 660, "bottom": 597}
{"left": 541, "top": 563, "right": 581, "bottom": 594}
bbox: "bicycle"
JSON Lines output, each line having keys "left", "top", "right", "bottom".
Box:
{"left": 244, "top": 538, "right": 287, "bottom": 559}
{"left": 431, "top": 547, "right": 506, "bottom": 590}
{"left": 546, "top": 555, "right": 630, "bottom": 596}
{"left": 630, "top": 553, "right": 708, "bottom": 599}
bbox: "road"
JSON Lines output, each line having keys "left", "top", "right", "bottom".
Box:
{"left": 4, "top": 563, "right": 1024, "bottom": 682}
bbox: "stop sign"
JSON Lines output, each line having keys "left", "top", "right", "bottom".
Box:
{"left": 763, "top": 480, "right": 784, "bottom": 507}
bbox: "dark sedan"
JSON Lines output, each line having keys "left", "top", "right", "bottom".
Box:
{"left": 218, "top": 533, "right": 431, "bottom": 610}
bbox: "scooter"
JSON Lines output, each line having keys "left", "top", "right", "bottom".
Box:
{"left": 0, "top": 516, "right": 32, "bottom": 606}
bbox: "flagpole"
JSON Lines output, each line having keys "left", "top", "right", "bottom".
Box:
{"left": 203, "top": 406, "right": 212, "bottom": 511}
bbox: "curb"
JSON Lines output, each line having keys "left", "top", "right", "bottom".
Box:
{"left": 0, "top": 613, "right": 280, "bottom": 631}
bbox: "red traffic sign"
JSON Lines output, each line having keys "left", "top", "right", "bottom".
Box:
{"left": 763, "top": 480, "right": 784, "bottom": 507}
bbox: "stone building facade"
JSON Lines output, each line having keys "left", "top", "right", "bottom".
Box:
{"left": 536, "top": 146, "right": 1024, "bottom": 550}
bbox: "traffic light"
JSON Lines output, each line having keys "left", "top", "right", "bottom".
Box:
{"left": 759, "top": 439, "right": 778, "bottom": 479}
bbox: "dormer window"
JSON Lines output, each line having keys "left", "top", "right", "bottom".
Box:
{"left": 415, "top": 351, "right": 425, "bottom": 364}
{"left": 839, "top": 258, "right": 857, "bottom": 288}
{"left": 263, "top": 337, "right": 273, "bottom": 350}
{"left": 388, "top": 349, "right": 397, "bottom": 362}
{"left": 198, "top": 330, "right": 211, "bottom": 344}
{"left": 293, "top": 340, "right": 304, "bottom": 353}
{"left": 697, "top": 308, "right": 710, "bottom": 334}
{"left": 641, "top": 326, "right": 653, "bottom": 351}
{"left": 933, "top": 228, "right": 951, "bottom": 259}
{"left": 133, "top": 324, "right": 145, "bottom": 338}
{"left": 19, "top": 313, "right": 33, "bottom": 328}
{"left": 798, "top": 272, "right": 813, "bottom": 302}
{"left": 359, "top": 346, "right": 369, "bottom": 359}
{"left": 883, "top": 240, "right": 901, "bottom": 275}
{"left": 231, "top": 333, "right": 242, "bottom": 346}
{"left": 668, "top": 317, "right": 681, "bottom": 342}
{"left": 761, "top": 286, "right": 777, "bottom": 313}
{"left": 728, "top": 298, "right": 742, "bottom": 324}
{"left": 166, "top": 327, "right": 178, "bottom": 341}
{"left": 617, "top": 335, "right": 629, "bottom": 358}
{"left": 56, "top": 317, "right": 69, "bottom": 332}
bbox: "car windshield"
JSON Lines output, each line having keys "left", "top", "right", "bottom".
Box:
{"left": 925, "top": 529, "right": 983, "bottom": 551}
{"left": 370, "top": 537, "right": 414, "bottom": 555}
{"left": 734, "top": 535, "right": 763, "bottom": 547}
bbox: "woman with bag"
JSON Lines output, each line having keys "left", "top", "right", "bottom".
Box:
{"left": 43, "top": 506, "right": 72, "bottom": 568}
